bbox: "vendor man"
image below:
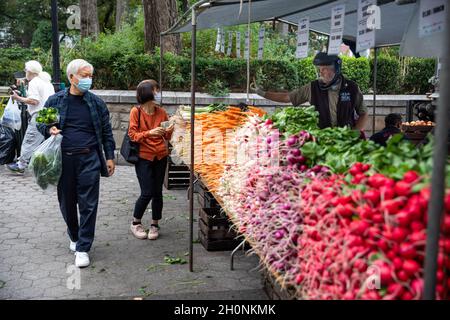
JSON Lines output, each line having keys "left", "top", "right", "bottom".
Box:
{"left": 253, "top": 52, "right": 368, "bottom": 130}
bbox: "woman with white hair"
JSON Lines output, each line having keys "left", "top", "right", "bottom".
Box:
{"left": 6, "top": 60, "right": 55, "bottom": 173}
{"left": 36, "top": 58, "right": 116, "bottom": 268}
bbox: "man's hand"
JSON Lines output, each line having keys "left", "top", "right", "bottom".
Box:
{"left": 107, "top": 159, "right": 115, "bottom": 177}
{"left": 49, "top": 126, "right": 62, "bottom": 136}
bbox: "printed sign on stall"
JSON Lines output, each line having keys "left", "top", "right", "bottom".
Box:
{"left": 419, "top": 0, "right": 446, "bottom": 38}
{"left": 356, "top": 0, "right": 376, "bottom": 53}
{"left": 296, "top": 18, "right": 309, "bottom": 59}
{"left": 328, "top": 4, "right": 346, "bottom": 55}
{"left": 236, "top": 32, "right": 241, "bottom": 58}
{"left": 220, "top": 29, "right": 226, "bottom": 53}
{"left": 215, "top": 28, "right": 221, "bottom": 52}
{"left": 227, "top": 32, "right": 233, "bottom": 56}
{"left": 257, "top": 27, "right": 265, "bottom": 60}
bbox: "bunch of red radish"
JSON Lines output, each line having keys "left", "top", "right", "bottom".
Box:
{"left": 293, "top": 163, "right": 450, "bottom": 300}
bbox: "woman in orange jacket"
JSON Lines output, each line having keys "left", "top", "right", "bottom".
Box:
{"left": 128, "top": 80, "right": 174, "bottom": 240}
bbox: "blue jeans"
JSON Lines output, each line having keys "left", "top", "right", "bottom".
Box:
{"left": 57, "top": 149, "right": 101, "bottom": 252}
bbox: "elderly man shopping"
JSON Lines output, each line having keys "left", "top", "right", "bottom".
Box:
{"left": 6, "top": 60, "right": 55, "bottom": 173}
{"left": 37, "top": 59, "right": 116, "bottom": 268}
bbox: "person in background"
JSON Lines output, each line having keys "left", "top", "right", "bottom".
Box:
{"left": 252, "top": 52, "right": 368, "bottom": 131}
{"left": 128, "top": 80, "right": 174, "bottom": 241}
{"left": 6, "top": 60, "right": 55, "bottom": 173}
{"left": 37, "top": 59, "right": 116, "bottom": 268}
{"left": 369, "top": 113, "right": 403, "bottom": 147}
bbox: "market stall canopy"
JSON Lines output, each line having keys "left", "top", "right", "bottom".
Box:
{"left": 400, "top": 1, "right": 445, "bottom": 58}
{"left": 169, "top": 0, "right": 418, "bottom": 48}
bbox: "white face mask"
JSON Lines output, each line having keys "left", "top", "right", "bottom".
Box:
{"left": 154, "top": 92, "right": 162, "bottom": 105}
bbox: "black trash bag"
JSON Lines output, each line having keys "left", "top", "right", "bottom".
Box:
{"left": 0, "top": 124, "right": 16, "bottom": 165}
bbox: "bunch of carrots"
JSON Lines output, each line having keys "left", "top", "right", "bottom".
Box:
{"left": 185, "top": 106, "right": 266, "bottom": 192}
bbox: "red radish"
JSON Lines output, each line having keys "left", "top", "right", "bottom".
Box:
{"left": 295, "top": 274, "right": 303, "bottom": 285}
{"left": 397, "top": 270, "right": 409, "bottom": 282}
{"left": 391, "top": 227, "right": 408, "bottom": 242}
{"left": 372, "top": 214, "right": 384, "bottom": 224}
{"left": 379, "top": 264, "right": 394, "bottom": 285}
{"left": 403, "top": 171, "right": 419, "bottom": 183}
{"left": 436, "top": 270, "right": 444, "bottom": 282}
{"left": 409, "top": 231, "right": 426, "bottom": 243}
{"left": 401, "top": 291, "right": 414, "bottom": 300}
{"left": 342, "top": 292, "right": 355, "bottom": 300}
{"left": 387, "top": 283, "right": 405, "bottom": 296}
{"left": 350, "top": 220, "right": 370, "bottom": 236}
{"left": 368, "top": 174, "right": 388, "bottom": 188}
{"left": 445, "top": 193, "right": 450, "bottom": 212}
{"left": 411, "top": 279, "right": 424, "bottom": 296}
{"left": 395, "top": 181, "right": 411, "bottom": 197}
{"left": 381, "top": 199, "right": 401, "bottom": 215}
{"left": 403, "top": 260, "right": 420, "bottom": 276}
{"left": 410, "top": 221, "right": 425, "bottom": 232}
{"left": 442, "top": 239, "right": 450, "bottom": 253}
{"left": 379, "top": 186, "right": 395, "bottom": 200}
{"left": 399, "top": 243, "right": 417, "bottom": 259}
{"left": 442, "top": 215, "right": 450, "bottom": 233}
{"left": 396, "top": 211, "right": 411, "bottom": 227}
{"left": 352, "top": 173, "right": 367, "bottom": 184}
{"left": 393, "top": 257, "right": 403, "bottom": 270}
{"left": 363, "top": 189, "right": 380, "bottom": 206}
{"left": 362, "top": 164, "right": 371, "bottom": 172}
{"left": 377, "top": 239, "right": 389, "bottom": 252}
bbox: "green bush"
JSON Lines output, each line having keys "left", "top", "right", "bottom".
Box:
{"left": 403, "top": 58, "right": 436, "bottom": 94}
{"left": 342, "top": 56, "right": 371, "bottom": 94}
{"left": 253, "top": 59, "right": 299, "bottom": 91}
{"left": 0, "top": 47, "right": 35, "bottom": 86}
{"left": 371, "top": 55, "right": 401, "bottom": 94}
{"left": 293, "top": 57, "right": 316, "bottom": 87}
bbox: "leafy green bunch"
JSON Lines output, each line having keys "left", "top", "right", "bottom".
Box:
{"left": 36, "top": 107, "right": 58, "bottom": 125}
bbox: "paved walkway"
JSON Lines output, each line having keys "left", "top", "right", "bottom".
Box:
{"left": 0, "top": 165, "right": 265, "bottom": 300}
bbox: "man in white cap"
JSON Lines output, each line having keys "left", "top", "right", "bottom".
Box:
{"left": 6, "top": 60, "right": 55, "bottom": 173}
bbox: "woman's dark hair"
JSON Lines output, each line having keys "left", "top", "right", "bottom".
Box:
{"left": 136, "top": 80, "right": 159, "bottom": 104}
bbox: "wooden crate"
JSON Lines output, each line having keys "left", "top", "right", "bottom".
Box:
{"left": 164, "top": 158, "right": 190, "bottom": 190}
{"left": 199, "top": 216, "right": 236, "bottom": 240}
{"left": 197, "top": 191, "right": 220, "bottom": 208}
{"left": 262, "top": 268, "right": 297, "bottom": 300}
{"left": 199, "top": 207, "right": 229, "bottom": 227}
{"left": 198, "top": 229, "right": 243, "bottom": 251}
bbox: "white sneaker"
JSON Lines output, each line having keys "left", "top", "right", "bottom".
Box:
{"left": 69, "top": 241, "right": 77, "bottom": 252}
{"left": 75, "top": 252, "right": 90, "bottom": 268}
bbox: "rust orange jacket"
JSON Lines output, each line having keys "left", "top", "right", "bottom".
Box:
{"left": 128, "top": 105, "right": 172, "bottom": 161}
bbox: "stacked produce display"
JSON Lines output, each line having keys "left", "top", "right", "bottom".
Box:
{"left": 171, "top": 105, "right": 450, "bottom": 300}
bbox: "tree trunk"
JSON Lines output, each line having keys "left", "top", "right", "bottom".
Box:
{"left": 142, "top": 0, "right": 181, "bottom": 54}
{"left": 115, "top": 0, "right": 128, "bottom": 31}
{"left": 80, "top": 0, "right": 100, "bottom": 39}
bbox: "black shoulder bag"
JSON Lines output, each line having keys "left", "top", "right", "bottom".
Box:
{"left": 120, "top": 106, "right": 141, "bottom": 164}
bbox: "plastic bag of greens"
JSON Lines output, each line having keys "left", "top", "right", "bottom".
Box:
{"left": 29, "top": 134, "right": 63, "bottom": 191}
{"left": 1, "top": 98, "right": 21, "bottom": 131}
